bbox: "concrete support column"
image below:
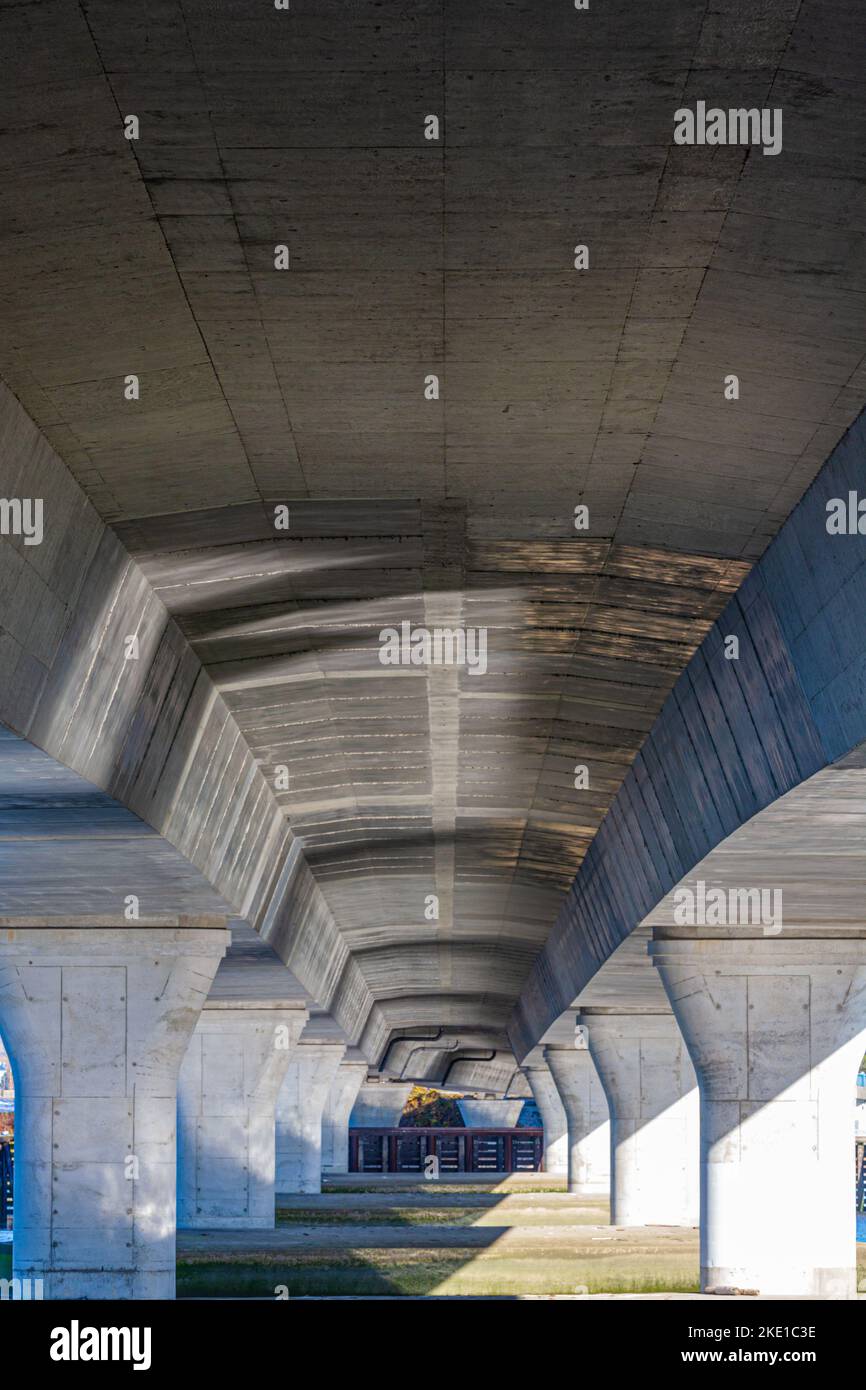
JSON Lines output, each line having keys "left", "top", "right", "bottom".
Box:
{"left": 350, "top": 1080, "right": 413, "bottom": 1128}
{"left": 275, "top": 1040, "right": 345, "bottom": 1193}
{"left": 651, "top": 934, "right": 866, "bottom": 1296}
{"left": 456, "top": 1098, "right": 524, "bottom": 1129}
{"left": 580, "top": 1007, "right": 699, "bottom": 1227}
{"left": 523, "top": 1062, "right": 568, "bottom": 1174}
{"left": 177, "top": 1003, "right": 307, "bottom": 1228}
{"left": 543, "top": 1044, "right": 610, "bottom": 1195}
{"left": 0, "top": 922, "right": 228, "bottom": 1298}
{"left": 321, "top": 1057, "right": 368, "bottom": 1174}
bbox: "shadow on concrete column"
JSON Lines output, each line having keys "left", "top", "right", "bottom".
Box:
{"left": 580, "top": 1007, "right": 699, "bottom": 1228}
{"left": 177, "top": 1003, "right": 307, "bottom": 1229}
{"left": 0, "top": 920, "right": 228, "bottom": 1299}
{"left": 652, "top": 932, "right": 866, "bottom": 1296}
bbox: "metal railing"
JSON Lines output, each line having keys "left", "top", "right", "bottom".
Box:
{"left": 349, "top": 1126, "right": 543, "bottom": 1174}
{"left": 0, "top": 1140, "right": 12, "bottom": 1229}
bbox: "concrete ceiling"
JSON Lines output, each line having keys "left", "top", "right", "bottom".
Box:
{"left": 3, "top": 1, "right": 866, "bottom": 1082}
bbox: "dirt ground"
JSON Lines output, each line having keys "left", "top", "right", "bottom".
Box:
{"left": 175, "top": 1181, "right": 866, "bottom": 1298}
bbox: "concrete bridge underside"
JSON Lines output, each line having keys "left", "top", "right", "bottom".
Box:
{"left": 1, "top": 0, "right": 866, "bottom": 1299}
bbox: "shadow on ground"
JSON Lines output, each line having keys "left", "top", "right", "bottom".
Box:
{"left": 3, "top": 1178, "right": 864, "bottom": 1298}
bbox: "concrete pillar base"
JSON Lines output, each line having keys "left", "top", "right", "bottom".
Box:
{"left": 580, "top": 1008, "right": 699, "bottom": 1228}
{"left": 0, "top": 924, "right": 228, "bottom": 1298}
{"left": 276, "top": 1041, "right": 345, "bottom": 1193}
{"left": 651, "top": 933, "right": 866, "bottom": 1297}
{"left": 543, "top": 1045, "right": 610, "bottom": 1195}
{"left": 177, "top": 1004, "right": 307, "bottom": 1229}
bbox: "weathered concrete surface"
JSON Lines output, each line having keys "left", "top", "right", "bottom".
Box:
{"left": 580, "top": 1009, "right": 699, "bottom": 1228}
{"left": 0, "top": 921, "right": 229, "bottom": 1298}
{"left": 7, "top": 0, "right": 866, "bottom": 1305}
{"left": 652, "top": 934, "right": 866, "bottom": 1297}
{"left": 321, "top": 1053, "right": 369, "bottom": 1173}
{"left": 7, "top": 2, "right": 866, "bottom": 1094}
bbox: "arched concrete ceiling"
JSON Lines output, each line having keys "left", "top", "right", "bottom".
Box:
{"left": 3, "top": 1, "right": 866, "bottom": 1089}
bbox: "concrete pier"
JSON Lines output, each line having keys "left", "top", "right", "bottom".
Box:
{"left": 543, "top": 1044, "right": 610, "bottom": 1195}
{"left": 652, "top": 934, "right": 866, "bottom": 1295}
{"left": 579, "top": 1008, "right": 699, "bottom": 1228}
{"left": 523, "top": 1058, "right": 569, "bottom": 1175}
{"left": 321, "top": 1054, "right": 369, "bottom": 1174}
{"left": 0, "top": 921, "right": 228, "bottom": 1298}
{"left": 276, "top": 1023, "right": 346, "bottom": 1194}
{"left": 178, "top": 1004, "right": 307, "bottom": 1229}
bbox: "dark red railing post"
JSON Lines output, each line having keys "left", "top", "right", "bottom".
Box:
{"left": 348, "top": 1127, "right": 543, "bottom": 1175}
